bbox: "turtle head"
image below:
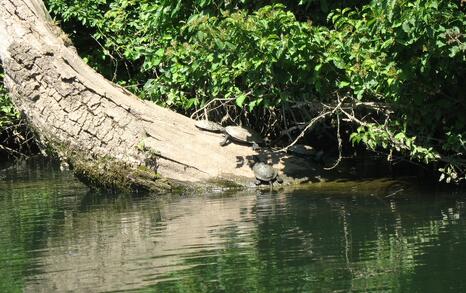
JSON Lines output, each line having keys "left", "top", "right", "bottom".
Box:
{"left": 251, "top": 155, "right": 268, "bottom": 167}
{"left": 263, "top": 137, "right": 271, "bottom": 146}
{"left": 251, "top": 155, "right": 272, "bottom": 165}
{"left": 252, "top": 155, "right": 262, "bottom": 163}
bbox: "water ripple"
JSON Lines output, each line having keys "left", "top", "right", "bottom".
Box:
{"left": 2, "top": 165, "right": 466, "bottom": 292}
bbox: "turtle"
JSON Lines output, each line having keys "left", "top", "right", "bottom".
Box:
{"left": 194, "top": 120, "right": 225, "bottom": 133}
{"left": 220, "top": 126, "right": 264, "bottom": 151}
{"left": 253, "top": 162, "right": 283, "bottom": 186}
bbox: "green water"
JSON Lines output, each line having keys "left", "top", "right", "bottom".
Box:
{"left": 1, "top": 160, "right": 466, "bottom": 292}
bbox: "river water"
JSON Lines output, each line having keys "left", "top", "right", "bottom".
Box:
{"left": 1, "top": 160, "right": 465, "bottom": 292}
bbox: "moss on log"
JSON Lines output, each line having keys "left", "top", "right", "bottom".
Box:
{"left": 0, "top": 0, "right": 328, "bottom": 192}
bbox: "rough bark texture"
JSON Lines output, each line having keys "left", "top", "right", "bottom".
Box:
{"left": 0, "top": 0, "right": 323, "bottom": 192}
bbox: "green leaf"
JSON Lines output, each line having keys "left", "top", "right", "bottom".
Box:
{"left": 338, "top": 81, "right": 350, "bottom": 88}
{"left": 248, "top": 98, "right": 263, "bottom": 111}
{"left": 236, "top": 94, "right": 247, "bottom": 107}
{"left": 402, "top": 21, "right": 412, "bottom": 33}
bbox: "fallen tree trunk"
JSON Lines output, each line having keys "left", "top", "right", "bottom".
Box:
{"left": 0, "top": 0, "right": 322, "bottom": 192}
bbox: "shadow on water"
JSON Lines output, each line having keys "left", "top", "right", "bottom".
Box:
{"left": 1, "top": 158, "right": 466, "bottom": 292}
{"left": 235, "top": 146, "right": 431, "bottom": 187}
{"left": 236, "top": 148, "right": 324, "bottom": 185}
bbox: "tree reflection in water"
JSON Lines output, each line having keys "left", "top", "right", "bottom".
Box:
{"left": 0, "top": 164, "right": 465, "bottom": 292}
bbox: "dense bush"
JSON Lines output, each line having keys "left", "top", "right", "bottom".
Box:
{"left": 37, "top": 0, "right": 466, "bottom": 182}
{"left": 330, "top": 0, "right": 466, "bottom": 182}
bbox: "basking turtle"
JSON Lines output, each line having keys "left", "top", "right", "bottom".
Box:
{"left": 253, "top": 162, "right": 283, "bottom": 186}
{"left": 195, "top": 120, "right": 225, "bottom": 133}
{"left": 220, "top": 126, "right": 264, "bottom": 151}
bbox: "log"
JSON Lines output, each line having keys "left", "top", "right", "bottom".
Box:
{"left": 0, "top": 0, "right": 323, "bottom": 192}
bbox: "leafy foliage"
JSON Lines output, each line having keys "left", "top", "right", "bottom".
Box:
{"left": 329, "top": 0, "right": 466, "bottom": 182}
{"left": 42, "top": 0, "right": 466, "bottom": 182}
{"left": 0, "top": 68, "right": 37, "bottom": 158}
{"left": 0, "top": 71, "right": 19, "bottom": 129}
{"left": 143, "top": 5, "right": 330, "bottom": 111}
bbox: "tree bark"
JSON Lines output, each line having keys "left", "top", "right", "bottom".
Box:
{"left": 0, "top": 0, "right": 321, "bottom": 192}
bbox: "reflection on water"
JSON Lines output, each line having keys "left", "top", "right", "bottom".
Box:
{"left": 1, "top": 161, "right": 466, "bottom": 292}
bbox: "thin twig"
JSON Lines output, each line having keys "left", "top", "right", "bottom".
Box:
{"left": 324, "top": 110, "right": 342, "bottom": 170}
{"left": 277, "top": 109, "right": 332, "bottom": 152}
{"left": 0, "top": 143, "right": 27, "bottom": 157}
{"left": 281, "top": 104, "right": 292, "bottom": 142}
{"left": 189, "top": 98, "right": 235, "bottom": 119}
{"left": 278, "top": 98, "right": 346, "bottom": 152}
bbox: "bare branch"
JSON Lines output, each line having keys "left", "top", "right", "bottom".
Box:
{"left": 189, "top": 98, "right": 235, "bottom": 119}
{"left": 278, "top": 98, "right": 345, "bottom": 152}
{"left": 324, "top": 111, "right": 342, "bottom": 170}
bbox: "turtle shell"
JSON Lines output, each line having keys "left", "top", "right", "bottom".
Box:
{"left": 225, "top": 126, "right": 264, "bottom": 144}
{"left": 195, "top": 120, "right": 225, "bottom": 133}
{"left": 253, "top": 162, "right": 278, "bottom": 182}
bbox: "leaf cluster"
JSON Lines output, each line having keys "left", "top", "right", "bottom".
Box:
{"left": 44, "top": 0, "right": 466, "bottom": 182}
{"left": 0, "top": 68, "right": 38, "bottom": 158}
{"left": 0, "top": 71, "right": 19, "bottom": 129}
{"left": 329, "top": 0, "right": 466, "bottom": 182}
